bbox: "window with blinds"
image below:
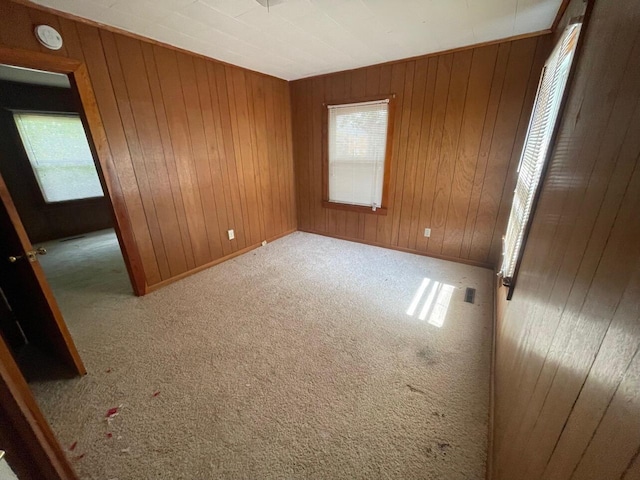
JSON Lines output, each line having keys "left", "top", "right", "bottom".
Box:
{"left": 500, "top": 22, "right": 582, "bottom": 291}
{"left": 14, "top": 112, "right": 104, "bottom": 203}
{"left": 327, "top": 99, "right": 390, "bottom": 209}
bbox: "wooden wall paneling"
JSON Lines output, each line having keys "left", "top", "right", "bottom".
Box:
{"left": 482, "top": 41, "right": 551, "bottom": 425}
{"left": 64, "top": 37, "right": 148, "bottom": 295}
{"left": 292, "top": 36, "right": 545, "bottom": 268}
{"left": 224, "top": 68, "right": 253, "bottom": 246}
{"left": 487, "top": 36, "right": 552, "bottom": 265}
{"left": 111, "top": 33, "right": 188, "bottom": 278}
{"left": 544, "top": 258, "right": 640, "bottom": 480}
{"left": 397, "top": 58, "right": 428, "bottom": 249}
{"left": 193, "top": 58, "right": 231, "bottom": 257}
{"left": 279, "top": 78, "right": 295, "bottom": 233}
{"left": 153, "top": 46, "right": 212, "bottom": 267}
{"left": 496, "top": 25, "right": 630, "bottom": 468}
{"left": 291, "top": 81, "right": 308, "bottom": 232}
{"left": 75, "top": 23, "right": 162, "bottom": 286}
{"left": 27, "top": 8, "right": 69, "bottom": 58}
{"left": 389, "top": 60, "right": 415, "bottom": 246}
{"left": 0, "top": 0, "right": 296, "bottom": 291}
{"left": 523, "top": 149, "right": 640, "bottom": 480}
{"left": 177, "top": 53, "right": 223, "bottom": 261}
{"left": 283, "top": 79, "right": 297, "bottom": 231}
{"left": 251, "top": 73, "right": 272, "bottom": 240}
{"left": 426, "top": 50, "right": 472, "bottom": 255}
{"left": 273, "top": 79, "right": 292, "bottom": 232}
{"left": 244, "top": 72, "right": 267, "bottom": 243}
{"left": 240, "top": 68, "right": 263, "bottom": 245}
{"left": 496, "top": 8, "right": 638, "bottom": 470}
{"left": 56, "top": 17, "right": 82, "bottom": 59}
{"left": 140, "top": 42, "right": 195, "bottom": 270}
{"left": 571, "top": 351, "right": 640, "bottom": 480}
{"left": 441, "top": 46, "right": 497, "bottom": 257}
{"left": 262, "top": 77, "right": 280, "bottom": 237}
{"left": 414, "top": 56, "right": 448, "bottom": 253}
{"left": 312, "top": 75, "right": 327, "bottom": 234}
{"left": 468, "top": 38, "right": 538, "bottom": 263}
{"left": 272, "top": 78, "right": 289, "bottom": 234}
{"left": 492, "top": 1, "right": 640, "bottom": 479}
{"left": 207, "top": 62, "right": 243, "bottom": 252}
{"left": 375, "top": 62, "right": 407, "bottom": 246}
{"left": 509, "top": 26, "right": 640, "bottom": 479}
{"left": 459, "top": 44, "right": 510, "bottom": 259}
{"left": 0, "top": 2, "right": 43, "bottom": 51}
{"left": 100, "top": 31, "right": 171, "bottom": 280}
{"left": 623, "top": 447, "right": 640, "bottom": 480}
{"left": 302, "top": 78, "right": 315, "bottom": 233}
{"left": 493, "top": 33, "right": 584, "bottom": 419}
{"left": 406, "top": 58, "right": 435, "bottom": 251}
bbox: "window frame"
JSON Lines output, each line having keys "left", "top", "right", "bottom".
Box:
{"left": 322, "top": 94, "right": 396, "bottom": 215}
{"left": 11, "top": 109, "right": 106, "bottom": 206}
{"left": 500, "top": 19, "right": 584, "bottom": 300}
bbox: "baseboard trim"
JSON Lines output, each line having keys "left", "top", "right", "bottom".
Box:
{"left": 144, "top": 228, "right": 297, "bottom": 294}
{"left": 298, "top": 229, "right": 494, "bottom": 270}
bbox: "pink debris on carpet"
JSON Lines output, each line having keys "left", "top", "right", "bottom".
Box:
{"left": 106, "top": 407, "right": 119, "bottom": 418}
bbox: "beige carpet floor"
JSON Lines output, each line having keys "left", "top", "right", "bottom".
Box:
{"left": 32, "top": 230, "right": 493, "bottom": 480}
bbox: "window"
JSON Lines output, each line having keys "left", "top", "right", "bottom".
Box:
{"left": 13, "top": 112, "right": 104, "bottom": 203}
{"left": 500, "top": 22, "right": 582, "bottom": 297}
{"left": 325, "top": 98, "right": 393, "bottom": 213}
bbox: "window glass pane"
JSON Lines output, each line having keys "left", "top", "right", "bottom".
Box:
{"left": 13, "top": 113, "right": 104, "bottom": 203}
{"left": 328, "top": 100, "right": 389, "bottom": 207}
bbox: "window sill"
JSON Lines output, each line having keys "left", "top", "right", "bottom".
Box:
{"left": 40, "top": 196, "right": 106, "bottom": 208}
{"left": 322, "top": 200, "right": 388, "bottom": 215}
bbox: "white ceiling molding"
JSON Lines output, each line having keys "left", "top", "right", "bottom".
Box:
{"left": 29, "top": 0, "right": 562, "bottom": 81}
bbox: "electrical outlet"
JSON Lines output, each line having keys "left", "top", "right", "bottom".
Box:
{"left": 227, "top": 229, "right": 235, "bottom": 240}
{"left": 424, "top": 228, "right": 431, "bottom": 238}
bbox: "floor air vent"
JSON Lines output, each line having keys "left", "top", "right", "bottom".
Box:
{"left": 464, "top": 287, "right": 476, "bottom": 304}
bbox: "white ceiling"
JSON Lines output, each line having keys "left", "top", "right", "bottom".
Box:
{"left": 30, "top": 0, "right": 562, "bottom": 80}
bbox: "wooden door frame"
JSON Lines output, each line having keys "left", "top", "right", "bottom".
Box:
{"left": 0, "top": 334, "right": 78, "bottom": 480}
{"left": 0, "top": 45, "right": 146, "bottom": 296}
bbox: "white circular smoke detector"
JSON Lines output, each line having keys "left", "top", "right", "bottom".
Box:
{"left": 34, "top": 25, "right": 63, "bottom": 51}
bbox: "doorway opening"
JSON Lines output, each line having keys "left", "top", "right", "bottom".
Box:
{"left": 0, "top": 63, "right": 133, "bottom": 380}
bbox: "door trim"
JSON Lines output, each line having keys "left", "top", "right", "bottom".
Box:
{"left": 0, "top": 45, "right": 146, "bottom": 296}
{"left": 0, "top": 333, "right": 78, "bottom": 479}
{"left": 0, "top": 172, "right": 86, "bottom": 375}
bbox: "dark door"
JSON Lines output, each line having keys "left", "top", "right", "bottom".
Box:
{"left": 0, "top": 172, "right": 85, "bottom": 376}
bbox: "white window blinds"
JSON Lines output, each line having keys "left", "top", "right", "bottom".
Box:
{"left": 14, "top": 112, "right": 104, "bottom": 203}
{"left": 500, "top": 23, "right": 582, "bottom": 283}
{"left": 328, "top": 99, "right": 389, "bottom": 208}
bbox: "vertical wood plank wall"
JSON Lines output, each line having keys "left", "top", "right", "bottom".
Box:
{"left": 0, "top": 0, "right": 296, "bottom": 292}
{"left": 290, "top": 35, "right": 550, "bottom": 268}
{"left": 493, "top": 0, "right": 640, "bottom": 479}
